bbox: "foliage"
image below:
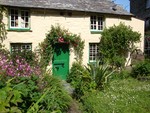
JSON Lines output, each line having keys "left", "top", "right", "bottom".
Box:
{"left": 67, "top": 61, "right": 114, "bottom": 100}
{"left": 81, "top": 78, "right": 150, "bottom": 113}
{"left": 0, "top": 6, "right": 7, "bottom": 42}
{"left": 0, "top": 74, "right": 72, "bottom": 112}
{"left": 0, "top": 78, "right": 22, "bottom": 113}
{"left": 100, "top": 23, "right": 141, "bottom": 68}
{"left": 112, "top": 69, "right": 131, "bottom": 79}
{"left": 145, "top": 30, "right": 150, "bottom": 37}
{"left": 67, "top": 62, "right": 96, "bottom": 100}
{"left": 37, "top": 75, "right": 72, "bottom": 112}
{"left": 10, "top": 50, "right": 39, "bottom": 66}
{"left": 0, "top": 52, "right": 41, "bottom": 76}
{"left": 85, "top": 61, "right": 115, "bottom": 89}
{"left": 131, "top": 59, "right": 150, "bottom": 78}
{"left": 39, "top": 25, "right": 84, "bottom": 67}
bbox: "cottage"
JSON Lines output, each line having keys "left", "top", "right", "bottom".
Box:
{"left": 0, "top": 0, "right": 144, "bottom": 79}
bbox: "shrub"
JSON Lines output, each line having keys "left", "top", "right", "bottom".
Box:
{"left": 67, "top": 62, "right": 95, "bottom": 100}
{"left": 100, "top": 23, "right": 141, "bottom": 69}
{"left": 67, "top": 61, "right": 114, "bottom": 100}
{"left": 0, "top": 51, "right": 41, "bottom": 77}
{"left": 0, "top": 74, "right": 72, "bottom": 112}
{"left": 10, "top": 50, "right": 38, "bottom": 66}
{"left": 0, "top": 78, "right": 22, "bottom": 113}
{"left": 38, "top": 75, "right": 72, "bottom": 112}
{"left": 112, "top": 70, "right": 131, "bottom": 80}
{"left": 85, "top": 61, "right": 115, "bottom": 90}
{"left": 131, "top": 59, "right": 150, "bottom": 78}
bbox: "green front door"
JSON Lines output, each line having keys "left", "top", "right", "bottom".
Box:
{"left": 52, "top": 43, "right": 69, "bottom": 80}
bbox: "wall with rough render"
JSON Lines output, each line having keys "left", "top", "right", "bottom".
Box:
{"left": 2, "top": 9, "right": 144, "bottom": 67}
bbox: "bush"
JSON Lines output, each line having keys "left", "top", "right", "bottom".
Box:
{"left": 10, "top": 50, "right": 38, "bottom": 66}
{"left": 112, "top": 69, "right": 131, "bottom": 79}
{"left": 100, "top": 23, "right": 141, "bottom": 68}
{"left": 0, "top": 74, "right": 72, "bottom": 112}
{"left": 85, "top": 62, "right": 115, "bottom": 90}
{"left": 0, "top": 51, "right": 41, "bottom": 77}
{"left": 131, "top": 59, "right": 150, "bottom": 78}
{"left": 0, "top": 78, "right": 22, "bottom": 113}
{"left": 67, "top": 61, "right": 114, "bottom": 100}
{"left": 67, "top": 62, "right": 95, "bottom": 100}
{"left": 38, "top": 75, "right": 72, "bottom": 112}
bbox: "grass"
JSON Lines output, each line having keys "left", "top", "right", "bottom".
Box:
{"left": 81, "top": 78, "right": 150, "bottom": 113}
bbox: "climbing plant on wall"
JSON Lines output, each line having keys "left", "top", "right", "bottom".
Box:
{"left": 39, "top": 25, "right": 84, "bottom": 67}
{"left": 0, "top": 6, "right": 7, "bottom": 43}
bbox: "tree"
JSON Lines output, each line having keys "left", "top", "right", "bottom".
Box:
{"left": 99, "top": 23, "right": 141, "bottom": 68}
{"left": 0, "top": 6, "right": 7, "bottom": 43}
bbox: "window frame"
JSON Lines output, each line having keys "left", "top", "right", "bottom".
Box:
{"left": 9, "top": 8, "right": 31, "bottom": 30}
{"left": 10, "top": 43, "right": 32, "bottom": 53}
{"left": 89, "top": 43, "right": 99, "bottom": 63}
{"left": 90, "top": 15, "right": 105, "bottom": 32}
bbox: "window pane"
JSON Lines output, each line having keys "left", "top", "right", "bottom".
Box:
{"left": 10, "top": 9, "right": 19, "bottom": 28}
{"left": 89, "top": 43, "right": 99, "bottom": 62}
{"left": 11, "top": 21, "right": 14, "bottom": 27}
{"left": 25, "top": 11, "right": 29, "bottom": 16}
{"left": 91, "top": 16, "right": 104, "bottom": 31}
{"left": 11, "top": 43, "right": 32, "bottom": 53}
{"left": 10, "top": 9, "right": 29, "bottom": 28}
{"left": 98, "top": 17, "right": 103, "bottom": 30}
{"left": 21, "top": 10, "right": 29, "bottom": 28}
{"left": 91, "top": 16, "right": 97, "bottom": 30}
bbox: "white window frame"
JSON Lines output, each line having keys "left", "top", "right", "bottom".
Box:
{"left": 9, "top": 8, "right": 30, "bottom": 29}
{"left": 89, "top": 43, "right": 99, "bottom": 63}
{"left": 90, "top": 15, "right": 104, "bottom": 31}
{"left": 146, "top": 0, "right": 150, "bottom": 9}
{"left": 11, "top": 43, "right": 32, "bottom": 53}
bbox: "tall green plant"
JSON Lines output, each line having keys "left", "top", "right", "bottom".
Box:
{"left": 100, "top": 23, "right": 141, "bottom": 68}
{"left": 67, "top": 62, "right": 95, "bottom": 100}
{"left": 0, "top": 6, "right": 7, "bottom": 42}
{"left": 85, "top": 61, "right": 115, "bottom": 89}
{"left": 0, "top": 78, "right": 22, "bottom": 113}
{"left": 67, "top": 61, "right": 114, "bottom": 100}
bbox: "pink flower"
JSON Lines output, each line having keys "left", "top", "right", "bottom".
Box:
{"left": 58, "top": 37, "right": 64, "bottom": 43}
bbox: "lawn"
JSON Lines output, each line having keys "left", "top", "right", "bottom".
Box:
{"left": 80, "top": 78, "right": 150, "bottom": 113}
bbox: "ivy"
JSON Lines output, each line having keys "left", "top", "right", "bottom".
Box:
{"left": 0, "top": 6, "right": 7, "bottom": 43}
{"left": 39, "top": 25, "right": 84, "bottom": 67}
{"left": 99, "top": 23, "right": 141, "bottom": 68}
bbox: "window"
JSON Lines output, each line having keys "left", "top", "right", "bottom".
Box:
{"left": 145, "top": 37, "right": 150, "bottom": 57}
{"left": 146, "top": 0, "right": 150, "bottom": 9}
{"left": 145, "top": 18, "right": 150, "bottom": 30}
{"left": 89, "top": 43, "right": 99, "bottom": 63}
{"left": 90, "top": 16, "right": 104, "bottom": 31}
{"left": 11, "top": 43, "right": 32, "bottom": 53}
{"left": 9, "top": 9, "right": 30, "bottom": 29}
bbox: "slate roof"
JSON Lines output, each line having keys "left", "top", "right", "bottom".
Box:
{"left": 0, "top": 0, "right": 132, "bottom": 16}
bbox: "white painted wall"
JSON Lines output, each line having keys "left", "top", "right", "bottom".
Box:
{"left": 2, "top": 9, "right": 144, "bottom": 67}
